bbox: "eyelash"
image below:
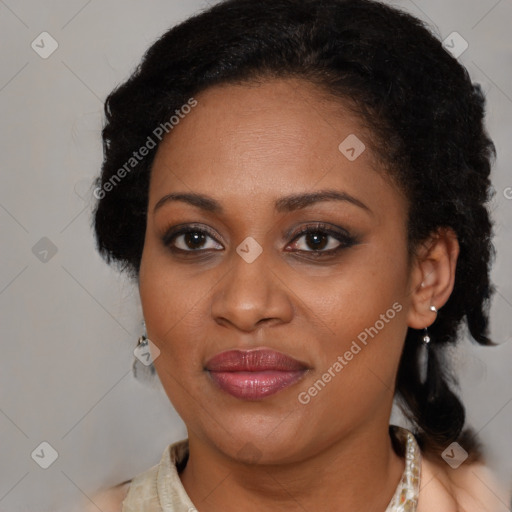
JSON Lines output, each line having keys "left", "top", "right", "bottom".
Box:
{"left": 162, "top": 222, "right": 357, "bottom": 258}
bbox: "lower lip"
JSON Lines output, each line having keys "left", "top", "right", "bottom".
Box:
{"left": 208, "top": 370, "right": 307, "bottom": 400}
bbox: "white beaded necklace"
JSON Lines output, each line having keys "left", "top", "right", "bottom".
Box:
{"left": 385, "top": 426, "right": 421, "bottom": 512}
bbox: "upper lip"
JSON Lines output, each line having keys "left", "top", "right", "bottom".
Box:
{"left": 205, "top": 348, "right": 309, "bottom": 372}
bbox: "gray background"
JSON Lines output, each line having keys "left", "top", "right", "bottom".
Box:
{"left": 0, "top": 0, "right": 510, "bottom": 510}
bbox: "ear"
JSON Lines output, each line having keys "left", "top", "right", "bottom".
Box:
{"left": 407, "top": 227, "right": 460, "bottom": 330}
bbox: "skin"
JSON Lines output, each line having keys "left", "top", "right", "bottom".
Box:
{"left": 137, "top": 77, "right": 459, "bottom": 511}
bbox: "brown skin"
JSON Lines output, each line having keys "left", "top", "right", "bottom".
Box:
{"left": 137, "top": 78, "right": 459, "bottom": 511}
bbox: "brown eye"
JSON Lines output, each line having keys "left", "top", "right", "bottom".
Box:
{"left": 163, "top": 225, "right": 223, "bottom": 252}
{"left": 300, "top": 231, "right": 330, "bottom": 251}
{"left": 287, "top": 223, "right": 357, "bottom": 255}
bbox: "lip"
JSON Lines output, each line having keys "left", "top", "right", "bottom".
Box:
{"left": 205, "top": 348, "right": 309, "bottom": 400}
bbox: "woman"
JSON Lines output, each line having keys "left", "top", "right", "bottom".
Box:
{"left": 89, "top": 0, "right": 510, "bottom": 510}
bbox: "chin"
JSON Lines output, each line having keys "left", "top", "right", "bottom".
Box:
{"left": 198, "top": 412, "right": 316, "bottom": 466}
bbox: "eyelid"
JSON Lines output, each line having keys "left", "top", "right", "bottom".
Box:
{"left": 284, "top": 221, "right": 352, "bottom": 241}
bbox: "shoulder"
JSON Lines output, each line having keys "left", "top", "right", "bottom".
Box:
{"left": 418, "top": 456, "right": 511, "bottom": 512}
{"left": 83, "top": 481, "right": 131, "bottom": 512}
{"left": 81, "top": 442, "right": 182, "bottom": 512}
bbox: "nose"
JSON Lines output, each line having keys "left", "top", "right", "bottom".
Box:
{"left": 210, "top": 246, "right": 294, "bottom": 332}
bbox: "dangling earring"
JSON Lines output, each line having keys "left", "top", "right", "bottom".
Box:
{"left": 132, "top": 320, "right": 159, "bottom": 386}
{"left": 418, "top": 305, "right": 437, "bottom": 386}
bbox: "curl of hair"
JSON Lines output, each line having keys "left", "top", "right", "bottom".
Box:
{"left": 92, "top": 0, "right": 497, "bottom": 459}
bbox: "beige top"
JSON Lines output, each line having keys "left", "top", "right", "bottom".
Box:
{"left": 114, "top": 426, "right": 510, "bottom": 512}
{"left": 121, "top": 426, "right": 418, "bottom": 511}
{"left": 121, "top": 439, "right": 195, "bottom": 512}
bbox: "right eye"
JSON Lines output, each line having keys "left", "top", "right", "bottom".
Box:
{"left": 162, "top": 225, "right": 224, "bottom": 253}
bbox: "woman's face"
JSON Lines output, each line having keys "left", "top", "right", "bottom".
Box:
{"left": 139, "top": 78, "right": 416, "bottom": 463}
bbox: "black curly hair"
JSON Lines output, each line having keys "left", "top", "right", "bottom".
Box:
{"left": 92, "top": 0, "right": 497, "bottom": 460}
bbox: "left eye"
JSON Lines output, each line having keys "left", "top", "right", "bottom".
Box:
{"left": 287, "top": 226, "right": 356, "bottom": 254}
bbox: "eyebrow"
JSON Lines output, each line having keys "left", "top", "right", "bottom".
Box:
{"left": 153, "top": 189, "right": 372, "bottom": 215}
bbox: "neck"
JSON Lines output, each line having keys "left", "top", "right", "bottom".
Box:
{"left": 179, "top": 421, "right": 405, "bottom": 512}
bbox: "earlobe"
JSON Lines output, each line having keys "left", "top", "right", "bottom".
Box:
{"left": 406, "top": 228, "right": 459, "bottom": 330}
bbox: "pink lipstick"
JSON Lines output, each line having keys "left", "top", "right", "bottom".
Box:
{"left": 205, "top": 348, "right": 309, "bottom": 400}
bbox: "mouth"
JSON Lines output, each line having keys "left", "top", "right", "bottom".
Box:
{"left": 204, "top": 348, "right": 309, "bottom": 400}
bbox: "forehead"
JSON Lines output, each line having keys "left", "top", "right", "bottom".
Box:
{"left": 147, "top": 78, "right": 405, "bottom": 217}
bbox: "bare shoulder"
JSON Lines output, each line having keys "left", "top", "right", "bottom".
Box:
{"left": 448, "top": 461, "right": 511, "bottom": 512}
{"left": 83, "top": 481, "right": 131, "bottom": 512}
{"left": 419, "top": 456, "right": 511, "bottom": 512}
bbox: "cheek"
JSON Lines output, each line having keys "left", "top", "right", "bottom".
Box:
{"left": 139, "top": 245, "right": 208, "bottom": 370}
{"left": 139, "top": 251, "right": 211, "bottom": 422}
{"left": 294, "top": 238, "right": 408, "bottom": 338}
{"left": 296, "top": 238, "right": 409, "bottom": 396}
